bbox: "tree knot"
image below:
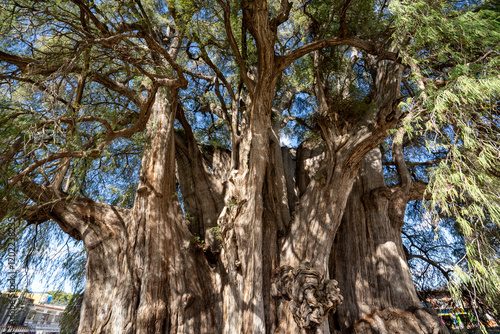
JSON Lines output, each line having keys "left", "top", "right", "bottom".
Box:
{"left": 271, "top": 265, "right": 343, "bottom": 329}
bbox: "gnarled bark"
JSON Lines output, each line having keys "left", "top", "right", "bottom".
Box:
{"left": 272, "top": 265, "right": 343, "bottom": 333}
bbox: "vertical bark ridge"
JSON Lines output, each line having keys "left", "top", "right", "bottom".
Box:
{"left": 174, "top": 107, "right": 225, "bottom": 246}
{"left": 220, "top": 79, "right": 279, "bottom": 333}
{"left": 132, "top": 88, "right": 220, "bottom": 333}
{"left": 262, "top": 128, "right": 294, "bottom": 332}
{"left": 77, "top": 206, "right": 138, "bottom": 334}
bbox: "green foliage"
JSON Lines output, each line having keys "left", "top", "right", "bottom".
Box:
{"left": 210, "top": 226, "right": 221, "bottom": 241}
{"left": 191, "top": 235, "right": 204, "bottom": 245}
{"left": 45, "top": 290, "right": 72, "bottom": 304}
{"left": 392, "top": 0, "right": 500, "bottom": 323}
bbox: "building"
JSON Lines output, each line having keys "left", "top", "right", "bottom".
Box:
{"left": 0, "top": 292, "right": 66, "bottom": 334}
{"left": 23, "top": 303, "right": 65, "bottom": 334}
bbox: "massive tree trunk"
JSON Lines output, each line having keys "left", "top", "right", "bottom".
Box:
{"left": 15, "top": 63, "right": 425, "bottom": 334}
{"left": 218, "top": 86, "right": 277, "bottom": 333}
{"left": 329, "top": 148, "right": 448, "bottom": 334}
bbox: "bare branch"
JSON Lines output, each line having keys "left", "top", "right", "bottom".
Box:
{"left": 405, "top": 247, "right": 451, "bottom": 281}
{"left": 199, "top": 47, "right": 236, "bottom": 101}
{"left": 382, "top": 159, "right": 442, "bottom": 167}
{"left": 282, "top": 116, "right": 314, "bottom": 132}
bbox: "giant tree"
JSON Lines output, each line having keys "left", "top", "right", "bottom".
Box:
{"left": 0, "top": 0, "right": 498, "bottom": 333}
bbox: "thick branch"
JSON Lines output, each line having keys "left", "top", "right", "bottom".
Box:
{"left": 141, "top": 35, "right": 188, "bottom": 88}
{"left": 276, "top": 37, "right": 398, "bottom": 74}
{"left": 273, "top": 86, "right": 300, "bottom": 115}
{"left": 282, "top": 116, "right": 314, "bottom": 132}
{"left": 383, "top": 159, "right": 442, "bottom": 167}
{"left": 339, "top": 0, "right": 353, "bottom": 38}
{"left": 17, "top": 178, "right": 126, "bottom": 240}
{"left": 0, "top": 50, "right": 32, "bottom": 70}
{"left": 216, "top": 0, "right": 255, "bottom": 91}
{"left": 70, "top": 0, "right": 110, "bottom": 35}
{"left": 0, "top": 138, "right": 22, "bottom": 167}
{"left": 408, "top": 180, "right": 430, "bottom": 201}
{"left": 92, "top": 73, "right": 145, "bottom": 106}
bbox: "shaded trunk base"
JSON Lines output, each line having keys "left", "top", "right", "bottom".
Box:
{"left": 345, "top": 307, "right": 447, "bottom": 334}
